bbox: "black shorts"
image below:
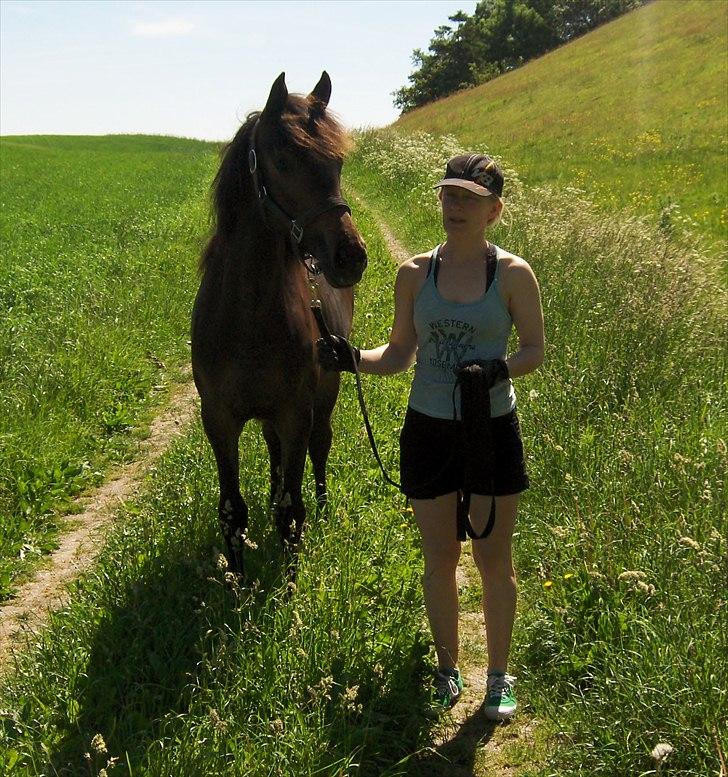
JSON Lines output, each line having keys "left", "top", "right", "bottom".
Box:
{"left": 399, "top": 406, "right": 529, "bottom": 500}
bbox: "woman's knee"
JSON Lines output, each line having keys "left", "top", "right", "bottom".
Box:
{"left": 422, "top": 543, "right": 461, "bottom": 580}
{"left": 472, "top": 542, "right": 514, "bottom": 580}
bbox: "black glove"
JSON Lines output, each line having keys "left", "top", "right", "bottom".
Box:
{"left": 316, "top": 336, "right": 361, "bottom": 373}
{"left": 454, "top": 358, "right": 509, "bottom": 389}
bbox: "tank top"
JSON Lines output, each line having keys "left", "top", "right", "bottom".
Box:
{"left": 408, "top": 243, "right": 516, "bottom": 420}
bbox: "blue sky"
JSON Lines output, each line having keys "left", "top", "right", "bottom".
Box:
{"left": 0, "top": 0, "right": 478, "bottom": 140}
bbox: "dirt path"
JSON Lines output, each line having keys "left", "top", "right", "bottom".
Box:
{"left": 0, "top": 378, "right": 199, "bottom": 667}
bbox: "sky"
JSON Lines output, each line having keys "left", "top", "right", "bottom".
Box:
{"left": 0, "top": 0, "right": 478, "bottom": 141}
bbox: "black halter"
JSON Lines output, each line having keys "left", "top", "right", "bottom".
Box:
{"left": 247, "top": 119, "right": 351, "bottom": 269}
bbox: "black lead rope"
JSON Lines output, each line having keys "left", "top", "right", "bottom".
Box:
{"left": 453, "top": 365, "right": 497, "bottom": 542}
{"left": 311, "top": 303, "right": 401, "bottom": 489}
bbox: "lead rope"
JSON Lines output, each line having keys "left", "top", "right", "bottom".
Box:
{"left": 309, "top": 284, "right": 401, "bottom": 490}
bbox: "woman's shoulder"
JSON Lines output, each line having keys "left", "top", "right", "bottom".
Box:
{"left": 397, "top": 249, "right": 435, "bottom": 280}
{"left": 395, "top": 249, "right": 436, "bottom": 299}
{"left": 494, "top": 245, "right": 539, "bottom": 298}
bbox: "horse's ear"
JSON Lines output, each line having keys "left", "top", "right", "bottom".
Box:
{"left": 263, "top": 72, "right": 288, "bottom": 117}
{"left": 309, "top": 71, "right": 332, "bottom": 108}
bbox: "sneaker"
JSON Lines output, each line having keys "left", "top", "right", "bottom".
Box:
{"left": 432, "top": 667, "right": 464, "bottom": 710}
{"left": 483, "top": 672, "right": 517, "bottom": 720}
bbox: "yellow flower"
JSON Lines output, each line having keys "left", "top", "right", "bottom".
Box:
{"left": 563, "top": 573, "right": 575, "bottom": 580}
{"left": 543, "top": 580, "right": 553, "bottom": 589}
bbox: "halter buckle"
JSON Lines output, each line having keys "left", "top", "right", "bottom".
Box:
{"left": 248, "top": 148, "right": 257, "bottom": 174}
{"left": 291, "top": 222, "right": 303, "bottom": 244}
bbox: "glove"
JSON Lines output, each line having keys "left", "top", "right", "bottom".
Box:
{"left": 316, "top": 336, "right": 361, "bottom": 373}
{"left": 454, "top": 358, "right": 509, "bottom": 389}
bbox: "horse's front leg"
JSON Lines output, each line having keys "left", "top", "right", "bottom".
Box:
{"left": 201, "top": 401, "right": 248, "bottom": 576}
{"left": 274, "top": 406, "right": 314, "bottom": 553}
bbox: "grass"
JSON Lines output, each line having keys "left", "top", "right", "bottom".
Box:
{"left": 393, "top": 0, "right": 728, "bottom": 268}
{"left": 1, "top": 118, "right": 725, "bottom": 774}
{"left": 0, "top": 134, "right": 217, "bottom": 598}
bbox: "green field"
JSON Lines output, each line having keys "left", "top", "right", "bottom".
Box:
{"left": 394, "top": 0, "right": 728, "bottom": 263}
{"left": 0, "top": 135, "right": 216, "bottom": 598}
{"left": 0, "top": 128, "right": 725, "bottom": 775}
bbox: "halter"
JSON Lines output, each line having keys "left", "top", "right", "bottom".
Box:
{"left": 247, "top": 118, "right": 352, "bottom": 273}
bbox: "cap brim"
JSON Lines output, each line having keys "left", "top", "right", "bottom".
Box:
{"left": 434, "top": 178, "right": 493, "bottom": 196}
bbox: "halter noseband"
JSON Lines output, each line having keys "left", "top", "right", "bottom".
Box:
{"left": 247, "top": 119, "right": 351, "bottom": 265}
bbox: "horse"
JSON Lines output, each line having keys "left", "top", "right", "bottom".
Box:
{"left": 191, "top": 72, "right": 368, "bottom": 576}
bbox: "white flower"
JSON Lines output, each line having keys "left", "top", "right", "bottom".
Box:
{"left": 678, "top": 536, "right": 700, "bottom": 551}
{"left": 651, "top": 742, "right": 674, "bottom": 763}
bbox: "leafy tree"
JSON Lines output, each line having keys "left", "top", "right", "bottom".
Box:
{"left": 393, "top": 0, "right": 646, "bottom": 113}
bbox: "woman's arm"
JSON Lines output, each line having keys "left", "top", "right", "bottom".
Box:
{"left": 503, "top": 259, "right": 545, "bottom": 378}
{"left": 359, "top": 259, "right": 421, "bottom": 375}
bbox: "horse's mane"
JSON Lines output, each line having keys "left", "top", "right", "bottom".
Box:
{"left": 200, "top": 94, "right": 351, "bottom": 273}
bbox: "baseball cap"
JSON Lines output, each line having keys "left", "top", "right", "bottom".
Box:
{"left": 434, "top": 154, "right": 504, "bottom": 198}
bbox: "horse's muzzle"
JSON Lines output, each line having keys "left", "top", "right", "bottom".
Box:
{"left": 323, "top": 236, "right": 368, "bottom": 288}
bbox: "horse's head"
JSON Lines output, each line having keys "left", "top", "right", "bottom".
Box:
{"left": 251, "top": 72, "right": 368, "bottom": 289}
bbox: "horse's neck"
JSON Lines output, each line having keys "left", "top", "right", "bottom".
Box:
{"left": 223, "top": 215, "right": 301, "bottom": 314}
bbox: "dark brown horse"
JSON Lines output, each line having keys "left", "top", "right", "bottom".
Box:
{"left": 192, "top": 72, "right": 367, "bottom": 575}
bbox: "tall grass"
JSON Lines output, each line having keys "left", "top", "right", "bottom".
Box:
{"left": 0, "top": 129, "right": 725, "bottom": 775}
{"left": 346, "top": 129, "right": 727, "bottom": 776}
{"left": 0, "top": 135, "right": 216, "bottom": 597}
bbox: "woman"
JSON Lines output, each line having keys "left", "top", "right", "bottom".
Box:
{"left": 318, "top": 154, "right": 544, "bottom": 718}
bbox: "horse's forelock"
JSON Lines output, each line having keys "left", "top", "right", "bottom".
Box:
{"left": 280, "top": 94, "right": 352, "bottom": 162}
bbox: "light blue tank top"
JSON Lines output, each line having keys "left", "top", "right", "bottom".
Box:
{"left": 408, "top": 243, "right": 516, "bottom": 420}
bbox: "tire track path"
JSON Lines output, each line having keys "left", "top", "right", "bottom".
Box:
{"left": 0, "top": 378, "right": 199, "bottom": 668}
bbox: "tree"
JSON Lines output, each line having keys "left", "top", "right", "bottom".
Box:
{"left": 393, "top": 0, "right": 646, "bottom": 114}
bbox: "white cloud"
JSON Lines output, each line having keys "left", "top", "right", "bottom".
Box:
{"left": 132, "top": 18, "right": 194, "bottom": 38}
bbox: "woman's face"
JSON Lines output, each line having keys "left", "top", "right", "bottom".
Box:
{"left": 439, "top": 186, "right": 499, "bottom": 235}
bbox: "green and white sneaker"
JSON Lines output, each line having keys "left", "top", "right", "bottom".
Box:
{"left": 484, "top": 672, "right": 517, "bottom": 720}
{"left": 432, "top": 667, "right": 464, "bottom": 710}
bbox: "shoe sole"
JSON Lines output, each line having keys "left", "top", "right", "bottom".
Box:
{"left": 483, "top": 705, "right": 516, "bottom": 721}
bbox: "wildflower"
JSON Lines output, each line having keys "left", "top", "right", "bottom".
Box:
{"left": 618, "top": 570, "right": 646, "bottom": 582}
{"left": 651, "top": 742, "right": 674, "bottom": 763}
{"left": 636, "top": 581, "right": 656, "bottom": 595}
{"left": 563, "top": 573, "right": 575, "bottom": 580}
{"left": 90, "top": 734, "right": 108, "bottom": 756}
{"left": 292, "top": 610, "right": 303, "bottom": 631}
{"left": 224, "top": 571, "right": 237, "bottom": 586}
{"left": 564, "top": 473, "right": 573, "bottom": 483}
{"left": 307, "top": 675, "right": 334, "bottom": 702}
{"left": 287, "top": 581, "right": 297, "bottom": 594}
{"left": 216, "top": 553, "right": 228, "bottom": 571}
{"left": 209, "top": 708, "right": 227, "bottom": 733}
{"left": 679, "top": 536, "right": 700, "bottom": 551}
{"left": 529, "top": 389, "right": 539, "bottom": 401}
{"left": 542, "top": 580, "right": 553, "bottom": 589}
{"left": 342, "top": 684, "right": 363, "bottom": 714}
{"left": 243, "top": 535, "right": 258, "bottom": 550}
{"left": 270, "top": 718, "right": 284, "bottom": 734}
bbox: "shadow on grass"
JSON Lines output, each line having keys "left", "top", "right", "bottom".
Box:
{"left": 402, "top": 709, "right": 499, "bottom": 776}
{"left": 45, "top": 506, "right": 288, "bottom": 775}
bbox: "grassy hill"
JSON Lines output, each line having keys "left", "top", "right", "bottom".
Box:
{"left": 0, "top": 134, "right": 217, "bottom": 597}
{"left": 394, "top": 0, "right": 727, "bottom": 256}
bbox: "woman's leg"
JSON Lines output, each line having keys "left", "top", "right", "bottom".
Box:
{"left": 469, "top": 493, "right": 519, "bottom": 673}
{"left": 411, "top": 493, "right": 461, "bottom": 670}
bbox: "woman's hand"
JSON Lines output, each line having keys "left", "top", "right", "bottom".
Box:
{"left": 316, "top": 336, "right": 361, "bottom": 373}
